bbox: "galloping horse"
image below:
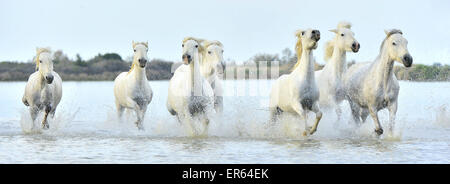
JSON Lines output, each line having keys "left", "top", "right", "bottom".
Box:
{"left": 343, "top": 29, "right": 412, "bottom": 135}
{"left": 22, "top": 48, "right": 62, "bottom": 129}
{"left": 269, "top": 29, "right": 323, "bottom": 136}
{"left": 114, "top": 41, "right": 153, "bottom": 130}
{"left": 167, "top": 37, "right": 215, "bottom": 136}
{"left": 315, "top": 22, "right": 360, "bottom": 119}
{"left": 200, "top": 40, "right": 224, "bottom": 113}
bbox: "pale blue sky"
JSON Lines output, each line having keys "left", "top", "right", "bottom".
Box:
{"left": 1, "top": 0, "right": 449, "bottom": 64}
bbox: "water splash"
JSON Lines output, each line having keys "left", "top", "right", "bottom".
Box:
{"left": 19, "top": 108, "right": 78, "bottom": 135}
{"left": 435, "top": 104, "right": 450, "bottom": 127}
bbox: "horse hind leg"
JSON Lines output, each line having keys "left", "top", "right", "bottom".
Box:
{"left": 360, "top": 109, "right": 369, "bottom": 123}
{"left": 349, "top": 100, "right": 362, "bottom": 125}
{"left": 309, "top": 103, "right": 323, "bottom": 135}
{"left": 269, "top": 107, "right": 282, "bottom": 125}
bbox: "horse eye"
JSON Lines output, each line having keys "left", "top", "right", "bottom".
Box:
{"left": 301, "top": 31, "right": 305, "bottom": 36}
{"left": 341, "top": 33, "right": 344, "bottom": 37}
{"left": 195, "top": 45, "right": 198, "bottom": 48}
{"left": 392, "top": 42, "right": 396, "bottom": 46}
{"left": 208, "top": 51, "right": 212, "bottom": 54}
{"left": 134, "top": 49, "right": 136, "bottom": 52}
{"left": 39, "top": 60, "right": 42, "bottom": 63}
{"left": 182, "top": 44, "right": 184, "bottom": 47}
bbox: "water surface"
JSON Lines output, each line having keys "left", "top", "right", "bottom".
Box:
{"left": 0, "top": 81, "right": 449, "bottom": 163}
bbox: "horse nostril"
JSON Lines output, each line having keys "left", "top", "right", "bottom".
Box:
{"left": 403, "top": 54, "right": 413, "bottom": 67}
{"left": 46, "top": 75, "right": 54, "bottom": 83}
{"left": 404, "top": 55, "right": 412, "bottom": 62}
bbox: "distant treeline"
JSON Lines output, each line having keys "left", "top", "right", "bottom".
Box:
{"left": 394, "top": 64, "right": 449, "bottom": 81}
{"left": 0, "top": 49, "right": 448, "bottom": 81}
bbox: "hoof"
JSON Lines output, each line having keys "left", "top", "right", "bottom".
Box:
{"left": 302, "top": 131, "right": 309, "bottom": 136}
{"left": 309, "top": 129, "right": 317, "bottom": 135}
{"left": 136, "top": 122, "right": 144, "bottom": 131}
{"left": 42, "top": 123, "right": 49, "bottom": 130}
{"left": 375, "top": 128, "right": 383, "bottom": 135}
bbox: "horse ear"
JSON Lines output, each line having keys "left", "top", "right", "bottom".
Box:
{"left": 329, "top": 29, "right": 338, "bottom": 34}
{"left": 132, "top": 41, "right": 136, "bottom": 49}
{"left": 36, "top": 47, "right": 40, "bottom": 54}
{"left": 384, "top": 29, "right": 391, "bottom": 35}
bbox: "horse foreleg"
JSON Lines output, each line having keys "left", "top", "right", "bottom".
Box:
{"left": 134, "top": 106, "right": 146, "bottom": 131}
{"left": 369, "top": 106, "right": 383, "bottom": 135}
{"left": 200, "top": 115, "right": 210, "bottom": 136}
{"left": 115, "top": 102, "right": 125, "bottom": 120}
{"left": 214, "top": 96, "right": 223, "bottom": 114}
{"left": 22, "top": 95, "right": 29, "bottom": 106}
{"left": 29, "top": 106, "right": 39, "bottom": 130}
{"left": 309, "top": 102, "right": 323, "bottom": 135}
{"left": 388, "top": 101, "right": 398, "bottom": 133}
{"left": 41, "top": 105, "right": 52, "bottom": 130}
{"left": 292, "top": 103, "right": 308, "bottom": 136}
{"left": 183, "top": 114, "right": 197, "bottom": 136}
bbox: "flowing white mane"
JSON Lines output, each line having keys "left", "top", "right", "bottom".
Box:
{"left": 292, "top": 29, "right": 304, "bottom": 70}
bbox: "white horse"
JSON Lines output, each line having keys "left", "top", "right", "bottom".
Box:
{"left": 22, "top": 48, "right": 62, "bottom": 129}
{"left": 114, "top": 41, "right": 153, "bottom": 130}
{"left": 343, "top": 29, "right": 412, "bottom": 135}
{"left": 269, "top": 29, "right": 323, "bottom": 136}
{"left": 167, "top": 37, "right": 215, "bottom": 136}
{"left": 315, "top": 22, "right": 360, "bottom": 119}
{"left": 200, "top": 40, "right": 224, "bottom": 113}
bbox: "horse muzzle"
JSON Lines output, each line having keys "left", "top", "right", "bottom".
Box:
{"left": 182, "top": 54, "right": 192, "bottom": 65}
{"left": 352, "top": 42, "right": 360, "bottom": 52}
{"left": 45, "top": 75, "right": 54, "bottom": 84}
{"left": 311, "top": 30, "right": 320, "bottom": 41}
{"left": 138, "top": 58, "right": 147, "bottom": 68}
{"left": 402, "top": 54, "right": 413, "bottom": 67}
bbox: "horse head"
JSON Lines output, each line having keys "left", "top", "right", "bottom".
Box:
{"left": 132, "top": 41, "right": 149, "bottom": 69}
{"left": 201, "top": 40, "right": 224, "bottom": 77}
{"left": 35, "top": 47, "right": 54, "bottom": 84}
{"left": 182, "top": 37, "right": 204, "bottom": 65}
{"left": 382, "top": 29, "right": 413, "bottom": 67}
